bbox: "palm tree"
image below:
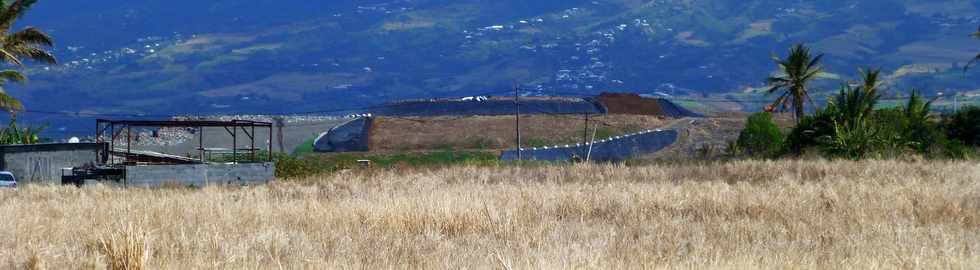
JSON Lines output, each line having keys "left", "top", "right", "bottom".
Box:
{"left": 821, "top": 83, "right": 882, "bottom": 158}
{"left": 904, "top": 90, "right": 934, "bottom": 125}
{"left": 0, "top": 0, "right": 56, "bottom": 114}
{"left": 853, "top": 68, "right": 883, "bottom": 116}
{"left": 765, "top": 44, "right": 824, "bottom": 123}
{"left": 856, "top": 68, "right": 882, "bottom": 93}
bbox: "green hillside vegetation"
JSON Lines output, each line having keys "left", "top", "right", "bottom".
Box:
{"left": 9, "top": 0, "right": 980, "bottom": 116}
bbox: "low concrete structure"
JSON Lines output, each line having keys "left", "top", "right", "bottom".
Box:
{"left": 123, "top": 162, "right": 275, "bottom": 187}
{"left": 0, "top": 143, "right": 106, "bottom": 185}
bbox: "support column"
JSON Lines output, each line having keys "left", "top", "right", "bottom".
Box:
{"left": 199, "top": 126, "right": 205, "bottom": 163}
{"left": 233, "top": 126, "right": 237, "bottom": 164}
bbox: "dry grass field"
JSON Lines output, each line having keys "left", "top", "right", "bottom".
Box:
{"left": 1, "top": 160, "right": 979, "bottom": 269}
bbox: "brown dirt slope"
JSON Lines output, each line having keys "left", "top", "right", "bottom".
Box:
{"left": 370, "top": 115, "right": 668, "bottom": 152}
{"left": 596, "top": 92, "right": 667, "bottom": 115}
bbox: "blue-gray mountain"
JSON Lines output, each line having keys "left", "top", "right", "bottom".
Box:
{"left": 11, "top": 0, "right": 980, "bottom": 117}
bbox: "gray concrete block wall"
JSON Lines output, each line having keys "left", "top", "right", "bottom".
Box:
{"left": 206, "top": 163, "right": 276, "bottom": 185}
{"left": 124, "top": 162, "right": 275, "bottom": 187}
{"left": 0, "top": 143, "right": 104, "bottom": 185}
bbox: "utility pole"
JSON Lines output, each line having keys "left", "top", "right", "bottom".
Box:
{"left": 274, "top": 117, "right": 285, "bottom": 153}
{"left": 514, "top": 85, "right": 522, "bottom": 161}
{"left": 583, "top": 113, "right": 590, "bottom": 145}
{"left": 954, "top": 94, "right": 959, "bottom": 114}
{"left": 586, "top": 124, "right": 598, "bottom": 162}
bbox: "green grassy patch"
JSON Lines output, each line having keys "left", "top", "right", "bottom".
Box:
{"left": 291, "top": 136, "right": 317, "bottom": 157}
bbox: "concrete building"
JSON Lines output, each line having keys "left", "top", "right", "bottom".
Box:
{"left": 0, "top": 143, "right": 106, "bottom": 185}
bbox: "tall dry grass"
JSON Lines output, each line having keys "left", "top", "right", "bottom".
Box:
{"left": 1, "top": 160, "right": 978, "bottom": 269}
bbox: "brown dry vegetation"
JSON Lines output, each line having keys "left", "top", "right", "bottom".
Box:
{"left": 2, "top": 160, "right": 980, "bottom": 269}
{"left": 371, "top": 115, "right": 669, "bottom": 151}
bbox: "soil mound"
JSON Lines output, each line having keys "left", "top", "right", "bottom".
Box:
{"left": 595, "top": 93, "right": 700, "bottom": 117}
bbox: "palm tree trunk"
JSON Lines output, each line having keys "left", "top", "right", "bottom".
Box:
{"left": 794, "top": 96, "right": 804, "bottom": 124}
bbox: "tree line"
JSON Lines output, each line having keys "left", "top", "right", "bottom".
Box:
{"left": 735, "top": 26, "right": 980, "bottom": 159}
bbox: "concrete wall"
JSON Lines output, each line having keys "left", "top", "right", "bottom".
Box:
{"left": 0, "top": 143, "right": 105, "bottom": 185}
{"left": 124, "top": 162, "right": 275, "bottom": 187}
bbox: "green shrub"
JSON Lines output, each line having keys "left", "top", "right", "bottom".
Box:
{"left": 290, "top": 135, "right": 317, "bottom": 156}
{"left": 870, "top": 108, "right": 911, "bottom": 155}
{"left": 784, "top": 110, "right": 835, "bottom": 155}
{"left": 466, "top": 137, "right": 496, "bottom": 149}
{"left": 0, "top": 119, "right": 45, "bottom": 145}
{"left": 735, "top": 112, "right": 784, "bottom": 158}
{"left": 944, "top": 106, "right": 980, "bottom": 146}
{"left": 821, "top": 117, "right": 881, "bottom": 159}
{"left": 940, "top": 139, "right": 972, "bottom": 160}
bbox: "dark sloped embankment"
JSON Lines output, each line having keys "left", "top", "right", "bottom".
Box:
{"left": 500, "top": 129, "right": 678, "bottom": 162}
{"left": 313, "top": 117, "right": 373, "bottom": 153}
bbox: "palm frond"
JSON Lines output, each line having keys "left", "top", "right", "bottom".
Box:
{"left": 3, "top": 46, "right": 54, "bottom": 64}
{"left": 801, "top": 68, "right": 824, "bottom": 81}
{"left": 807, "top": 54, "right": 824, "bottom": 70}
{"left": 967, "top": 25, "right": 980, "bottom": 71}
{"left": 803, "top": 90, "right": 818, "bottom": 108}
{"left": 7, "top": 27, "right": 52, "bottom": 47}
{"left": 0, "top": 70, "right": 26, "bottom": 83}
{"left": 969, "top": 54, "right": 980, "bottom": 71}
{"left": 0, "top": 48, "right": 23, "bottom": 66}
{"left": 0, "top": 0, "right": 37, "bottom": 32}
{"left": 858, "top": 68, "right": 883, "bottom": 95}
{"left": 905, "top": 90, "right": 936, "bottom": 121}
{"left": 0, "top": 87, "right": 23, "bottom": 113}
{"left": 767, "top": 91, "right": 790, "bottom": 112}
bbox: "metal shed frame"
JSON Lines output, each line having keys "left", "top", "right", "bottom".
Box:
{"left": 95, "top": 119, "right": 274, "bottom": 165}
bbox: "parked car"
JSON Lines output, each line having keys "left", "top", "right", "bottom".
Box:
{"left": 0, "top": 171, "right": 16, "bottom": 188}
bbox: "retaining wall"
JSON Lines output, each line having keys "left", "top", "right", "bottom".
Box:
{"left": 500, "top": 130, "right": 678, "bottom": 162}
{"left": 313, "top": 117, "right": 373, "bottom": 153}
{"left": 0, "top": 143, "right": 106, "bottom": 185}
{"left": 124, "top": 162, "right": 275, "bottom": 187}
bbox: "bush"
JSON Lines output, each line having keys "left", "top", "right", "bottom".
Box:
{"left": 784, "top": 110, "right": 834, "bottom": 155}
{"left": 735, "top": 112, "right": 784, "bottom": 158}
{"left": 0, "top": 119, "right": 46, "bottom": 145}
{"left": 944, "top": 106, "right": 980, "bottom": 146}
{"left": 821, "top": 116, "right": 881, "bottom": 159}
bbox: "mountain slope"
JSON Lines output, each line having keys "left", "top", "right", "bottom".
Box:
{"left": 10, "top": 0, "right": 980, "bottom": 118}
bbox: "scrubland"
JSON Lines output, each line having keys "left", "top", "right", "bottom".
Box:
{"left": 1, "top": 160, "right": 978, "bottom": 269}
